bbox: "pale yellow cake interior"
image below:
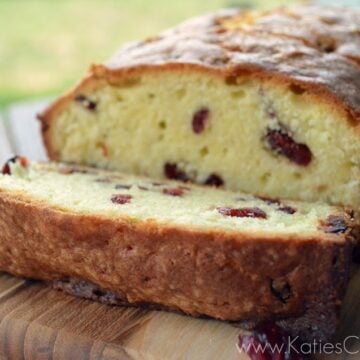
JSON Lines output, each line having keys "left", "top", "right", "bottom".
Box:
{"left": 0, "top": 162, "right": 343, "bottom": 237}
{"left": 49, "top": 70, "right": 360, "bottom": 210}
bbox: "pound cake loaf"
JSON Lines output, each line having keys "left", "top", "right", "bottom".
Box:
{"left": 39, "top": 5, "right": 360, "bottom": 212}
{"left": 0, "top": 157, "right": 355, "bottom": 341}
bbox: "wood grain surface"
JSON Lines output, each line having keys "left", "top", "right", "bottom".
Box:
{"left": 0, "top": 267, "right": 358, "bottom": 360}
{"left": 0, "top": 274, "right": 243, "bottom": 360}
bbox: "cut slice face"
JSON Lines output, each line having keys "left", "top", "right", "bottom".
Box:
{"left": 0, "top": 159, "right": 354, "bottom": 239}
{"left": 40, "top": 71, "right": 360, "bottom": 210}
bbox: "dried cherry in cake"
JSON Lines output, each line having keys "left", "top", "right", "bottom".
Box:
{"left": 265, "top": 127, "right": 312, "bottom": 166}
{"left": 320, "top": 215, "right": 348, "bottom": 234}
{"left": 164, "top": 162, "right": 189, "bottom": 182}
{"left": 111, "top": 194, "right": 132, "bottom": 204}
{"left": 59, "top": 166, "right": 95, "bottom": 175}
{"left": 278, "top": 206, "right": 296, "bottom": 215}
{"left": 163, "top": 187, "right": 185, "bottom": 197}
{"left": 218, "top": 207, "right": 267, "bottom": 219}
{"left": 204, "top": 173, "right": 224, "bottom": 187}
{"left": 74, "top": 94, "right": 97, "bottom": 111}
{"left": 257, "top": 196, "right": 297, "bottom": 215}
{"left": 2, "top": 156, "right": 28, "bottom": 175}
{"left": 192, "top": 107, "right": 210, "bottom": 134}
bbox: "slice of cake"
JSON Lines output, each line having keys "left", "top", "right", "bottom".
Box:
{"left": 0, "top": 157, "right": 355, "bottom": 341}
{"left": 38, "top": 5, "right": 360, "bottom": 212}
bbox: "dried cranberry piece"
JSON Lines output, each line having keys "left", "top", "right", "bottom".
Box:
{"left": 204, "top": 174, "right": 224, "bottom": 187}
{"left": 2, "top": 156, "right": 28, "bottom": 175}
{"left": 265, "top": 128, "right": 312, "bottom": 166}
{"left": 257, "top": 196, "right": 296, "bottom": 215}
{"left": 238, "top": 322, "right": 305, "bottom": 360}
{"left": 192, "top": 107, "right": 209, "bottom": 134}
{"left": 59, "top": 167, "right": 93, "bottom": 175}
{"left": 218, "top": 207, "right": 267, "bottom": 219}
{"left": 111, "top": 194, "right": 132, "bottom": 204}
{"left": 164, "top": 163, "right": 189, "bottom": 182}
{"left": 289, "top": 84, "right": 306, "bottom": 95}
{"left": 163, "top": 187, "right": 184, "bottom": 197}
{"left": 2, "top": 164, "right": 11, "bottom": 175}
{"left": 74, "top": 94, "right": 97, "bottom": 111}
{"left": 320, "top": 215, "right": 348, "bottom": 234}
{"left": 278, "top": 206, "right": 297, "bottom": 215}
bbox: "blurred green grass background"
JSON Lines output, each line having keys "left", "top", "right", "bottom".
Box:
{"left": 0, "top": 0, "right": 310, "bottom": 107}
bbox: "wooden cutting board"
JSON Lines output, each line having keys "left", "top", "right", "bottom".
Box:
{"left": 0, "top": 266, "right": 359, "bottom": 360}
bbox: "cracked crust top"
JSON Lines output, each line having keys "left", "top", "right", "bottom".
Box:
{"left": 103, "top": 6, "right": 360, "bottom": 120}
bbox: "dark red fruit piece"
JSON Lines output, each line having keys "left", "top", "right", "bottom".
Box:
{"left": 320, "top": 215, "right": 348, "bottom": 234}
{"left": 192, "top": 107, "right": 210, "bottom": 134}
{"left": 115, "top": 184, "right": 132, "bottom": 190}
{"left": 2, "top": 156, "right": 28, "bottom": 175}
{"left": 2, "top": 164, "right": 11, "bottom": 175}
{"left": 74, "top": 94, "right": 97, "bottom": 111}
{"left": 265, "top": 128, "right": 312, "bottom": 166}
{"left": 163, "top": 187, "right": 184, "bottom": 197}
{"left": 278, "top": 206, "right": 297, "bottom": 215}
{"left": 164, "top": 163, "right": 189, "bottom": 182}
{"left": 238, "top": 321, "right": 305, "bottom": 360}
{"left": 204, "top": 174, "right": 224, "bottom": 187}
{"left": 289, "top": 84, "right": 306, "bottom": 95}
{"left": 111, "top": 194, "right": 132, "bottom": 204}
{"left": 218, "top": 207, "right": 267, "bottom": 219}
{"left": 59, "top": 167, "right": 92, "bottom": 175}
{"left": 257, "top": 196, "right": 296, "bottom": 215}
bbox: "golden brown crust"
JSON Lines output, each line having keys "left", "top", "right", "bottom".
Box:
{"left": 0, "top": 190, "right": 354, "bottom": 341}
{"left": 38, "top": 5, "right": 360, "bottom": 161}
